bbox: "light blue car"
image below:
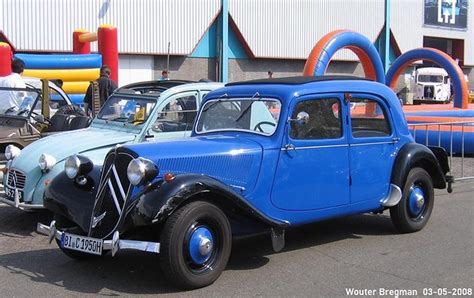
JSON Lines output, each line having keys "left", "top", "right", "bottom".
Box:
{"left": 1, "top": 80, "right": 223, "bottom": 210}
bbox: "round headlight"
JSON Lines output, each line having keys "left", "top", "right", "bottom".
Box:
{"left": 39, "top": 153, "right": 56, "bottom": 171}
{"left": 5, "top": 145, "right": 21, "bottom": 160}
{"left": 127, "top": 158, "right": 158, "bottom": 186}
{"left": 65, "top": 155, "right": 81, "bottom": 179}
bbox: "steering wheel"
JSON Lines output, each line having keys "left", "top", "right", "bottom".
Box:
{"left": 254, "top": 121, "right": 276, "bottom": 133}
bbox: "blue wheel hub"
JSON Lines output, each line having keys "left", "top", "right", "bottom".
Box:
{"left": 408, "top": 186, "right": 425, "bottom": 218}
{"left": 188, "top": 226, "right": 214, "bottom": 265}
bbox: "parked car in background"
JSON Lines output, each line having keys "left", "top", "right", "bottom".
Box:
{"left": 0, "top": 78, "right": 86, "bottom": 162}
{"left": 39, "top": 76, "right": 451, "bottom": 289}
{"left": 411, "top": 67, "right": 451, "bottom": 104}
{"left": 1, "top": 80, "right": 223, "bottom": 210}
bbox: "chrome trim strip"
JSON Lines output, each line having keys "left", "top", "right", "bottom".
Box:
{"left": 350, "top": 141, "right": 397, "bottom": 147}
{"left": 281, "top": 144, "right": 349, "bottom": 151}
{"left": 107, "top": 179, "right": 122, "bottom": 214}
{"left": 112, "top": 165, "right": 126, "bottom": 200}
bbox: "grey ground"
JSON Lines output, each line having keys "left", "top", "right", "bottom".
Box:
{"left": 0, "top": 181, "right": 472, "bottom": 297}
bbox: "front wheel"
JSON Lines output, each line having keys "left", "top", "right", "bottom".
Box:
{"left": 390, "top": 168, "right": 434, "bottom": 233}
{"left": 160, "top": 201, "right": 232, "bottom": 289}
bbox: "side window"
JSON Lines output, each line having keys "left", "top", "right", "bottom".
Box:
{"left": 290, "top": 98, "right": 342, "bottom": 140}
{"left": 350, "top": 98, "right": 391, "bottom": 138}
{"left": 153, "top": 94, "right": 198, "bottom": 132}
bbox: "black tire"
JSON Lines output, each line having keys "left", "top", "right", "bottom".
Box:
{"left": 54, "top": 213, "right": 101, "bottom": 260}
{"left": 160, "top": 201, "right": 232, "bottom": 289}
{"left": 390, "top": 168, "right": 434, "bottom": 233}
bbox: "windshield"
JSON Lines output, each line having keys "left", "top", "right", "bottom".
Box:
{"left": 97, "top": 95, "right": 156, "bottom": 125}
{"left": 418, "top": 75, "right": 444, "bottom": 83}
{"left": 196, "top": 98, "right": 281, "bottom": 135}
{"left": 0, "top": 87, "right": 40, "bottom": 117}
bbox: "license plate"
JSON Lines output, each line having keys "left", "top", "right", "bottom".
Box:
{"left": 60, "top": 233, "right": 103, "bottom": 255}
{"left": 5, "top": 186, "right": 22, "bottom": 201}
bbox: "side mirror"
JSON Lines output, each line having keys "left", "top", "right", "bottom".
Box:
{"left": 289, "top": 111, "right": 309, "bottom": 125}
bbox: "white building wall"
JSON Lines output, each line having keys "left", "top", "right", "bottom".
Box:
{"left": 229, "top": 0, "right": 386, "bottom": 61}
{"left": 0, "top": 0, "right": 220, "bottom": 55}
{"left": 118, "top": 55, "right": 154, "bottom": 87}
{"left": 391, "top": 0, "right": 474, "bottom": 65}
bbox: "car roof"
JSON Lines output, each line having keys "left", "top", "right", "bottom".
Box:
{"left": 416, "top": 67, "right": 448, "bottom": 75}
{"left": 226, "top": 75, "right": 368, "bottom": 86}
{"left": 113, "top": 81, "right": 225, "bottom": 101}
{"left": 204, "top": 75, "right": 402, "bottom": 110}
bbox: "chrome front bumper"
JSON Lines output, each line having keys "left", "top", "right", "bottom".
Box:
{"left": 37, "top": 221, "right": 161, "bottom": 256}
{"left": 0, "top": 192, "right": 44, "bottom": 210}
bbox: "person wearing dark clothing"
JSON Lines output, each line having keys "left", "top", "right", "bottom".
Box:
{"left": 83, "top": 65, "right": 117, "bottom": 115}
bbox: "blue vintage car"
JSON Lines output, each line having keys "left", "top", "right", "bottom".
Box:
{"left": 1, "top": 80, "right": 223, "bottom": 209}
{"left": 38, "top": 76, "right": 452, "bottom": 289}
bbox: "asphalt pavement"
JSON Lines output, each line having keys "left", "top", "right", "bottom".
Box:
{"left": 0, "top": 181, "right": 472, "bottom": 297}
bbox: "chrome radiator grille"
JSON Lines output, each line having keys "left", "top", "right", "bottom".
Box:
{"left": 7, "top": 169, "right": 26, "bottom": 189}
{"left": 88, "top": 151, "right": 134, "bottom": 239}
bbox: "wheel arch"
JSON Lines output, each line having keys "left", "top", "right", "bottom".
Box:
{"left": 133, "top": 174, "right": 289, "bottom": 231}
{"left": 391, "top": 143, "right": 447, "bottom": 190}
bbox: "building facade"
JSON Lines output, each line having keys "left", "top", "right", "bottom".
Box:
{"left": 1, "top": 0, "right": 472, "bottom": 89}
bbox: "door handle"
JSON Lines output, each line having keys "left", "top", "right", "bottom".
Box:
{"left": 284, "top": 144, "right": 296, "bottom": 151}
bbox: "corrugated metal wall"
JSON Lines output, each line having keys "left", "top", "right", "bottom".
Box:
{"left": 1, "top": 0, "right": 473, "bottom": 65}
{"left": 229, "top": 0, "right": 385, "bottom": 60}
{"left": 0, "top": 0, "right": 220, "bottom": 54}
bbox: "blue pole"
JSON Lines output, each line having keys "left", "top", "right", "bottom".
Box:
{"left": 220, "top": 0, "right": 229, "bottom": 82}
{"left": 384, "top": 0, "right": 391, "bottom": 73}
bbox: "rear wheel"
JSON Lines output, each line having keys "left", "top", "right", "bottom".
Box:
{"left": 160, "top": 201, "right": 232, "bottom": 289}
{"left": 54, "top": 213, "right": 101, "bottom": 260}
{"left": 390, "top": 168, "right": 434, "bottom": 233}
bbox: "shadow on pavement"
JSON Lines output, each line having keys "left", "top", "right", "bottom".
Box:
{"left": 0, "top": 204, "right": 52, "bottom": 237}
{"left": 0, "top": 211, "right": 396, "bottom": 294}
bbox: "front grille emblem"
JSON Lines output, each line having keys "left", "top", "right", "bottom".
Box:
{"left": 92, "top": 212, "right": 107, "bottom": 228}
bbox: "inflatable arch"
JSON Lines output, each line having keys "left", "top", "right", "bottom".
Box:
{"left": 303, "top": 30, "right": 385, "bottom": 84}
{"left": 386, "top": 48, "right": 469, "bottom": 109}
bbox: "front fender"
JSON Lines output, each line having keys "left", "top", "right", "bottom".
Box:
{"left": 130, "top": 174, "right": 289, "bottom": 228}
{"left": 391, "top": 143, "right": 447, "bottom": 189}
{"left": 43, "top": 166, "right": 102, "bottom": 233}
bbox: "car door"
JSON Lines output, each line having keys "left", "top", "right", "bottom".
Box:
{"left": 348, "top": 94, "right": 398, "bottom": 204}
{"left": 271, "top": 94, "right": 350, "bottom": 211}
{"left": 145, "top": 91, "right": 199, "bottom": 141}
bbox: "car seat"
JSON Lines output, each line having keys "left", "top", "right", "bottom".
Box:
{"left": 46, "top": 114, "right": 70, "bottom": 132}
{"left": 68, "top": 116, "right": 91, "bottom": 130}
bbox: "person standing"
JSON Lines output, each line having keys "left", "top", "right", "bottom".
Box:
{"left": 0, "top": 59, "right": 26, "bottom": 113}
{"left": 160, "top": 69, "right": 170, "bottom": 80}
{"left": 267, "top": 70, "right": 274, "bottom": 78}
{"left": 83, "top": 65, "right": 117, "bottom": 115}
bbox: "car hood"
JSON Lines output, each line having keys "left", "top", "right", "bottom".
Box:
{"left": 125, "top": 136, "right": 264, "bottom": 193}
{"left": 10, "top": 127, "right": 136, "bottom": 172}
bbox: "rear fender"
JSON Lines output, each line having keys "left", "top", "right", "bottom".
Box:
{"left": 131, "top": 174, "right": 289, "bottom": 230}
{"left": 391, "top": 143, "right": 447, "bottom": 189}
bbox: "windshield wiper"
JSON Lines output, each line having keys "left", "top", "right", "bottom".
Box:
{"left": 235, "top": 92, "right": 260, "bottom": 122}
